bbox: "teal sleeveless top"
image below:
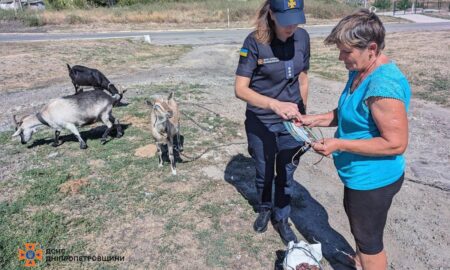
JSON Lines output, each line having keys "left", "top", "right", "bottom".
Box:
{"left": 333, "top": 62, "right": 411, "bottom": 190}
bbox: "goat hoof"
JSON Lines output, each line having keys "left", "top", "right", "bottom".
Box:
{"left": 158, "top": 164, "right": 163, "bottom": 168}
{"left": 171, "top": 170, "right": 177, "bottom": 176}
{"left": 80, "top": 144, "right": 88, "bottom": 149}
{"left": 100, "top": 139, "right": 107, "bottom": 145}
{"left": 52, "top": 142, "right": 59, "bottom": 147}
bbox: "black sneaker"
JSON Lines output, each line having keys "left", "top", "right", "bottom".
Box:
{"left": 253, "top": 209, "right": 271, "bottom": 233}
{"left": 274, "top": 218, "right": 297, "bottom": 245}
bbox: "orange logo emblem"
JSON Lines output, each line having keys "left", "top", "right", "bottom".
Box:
{"left": 18, "top": 243, "right": 43, "bottom": 267}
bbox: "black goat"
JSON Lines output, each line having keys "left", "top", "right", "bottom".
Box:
{"left": 67, "top": 64, "right": 124, "bottom": 104}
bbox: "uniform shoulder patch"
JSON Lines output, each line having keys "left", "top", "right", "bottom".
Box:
{"left": 239, "top": 48, "right": 249, "bottom": 57}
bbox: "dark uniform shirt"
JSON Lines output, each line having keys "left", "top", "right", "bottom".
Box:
{"left": 236, "top": 28, "right": 310, "bottom": 124}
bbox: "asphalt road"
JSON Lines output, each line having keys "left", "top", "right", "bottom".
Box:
{"left": 0, "top": 22, "right": 449, "bottom": 45}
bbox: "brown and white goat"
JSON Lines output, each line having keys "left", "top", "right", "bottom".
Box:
{"left": 147, "top": 92, "right": 181, "bottom": 175}
{"left": 12, "top": 89, "right": 123, "bottom": 149}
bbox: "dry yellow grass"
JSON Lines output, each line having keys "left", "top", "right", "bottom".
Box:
{"left": 310, "top": 30, "right": 450, "bottom": 106}
{"left": 1, "top": 0, "right": 371, "bottom": 31}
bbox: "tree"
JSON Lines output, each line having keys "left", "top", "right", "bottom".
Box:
{"left": 373, "top": 0, "right": 391, "bottom": 10}
{"left": 397, "top": 0, "right": 411, "bottom": 10}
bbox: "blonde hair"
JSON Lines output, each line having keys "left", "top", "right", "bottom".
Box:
{"left": 324, "top": 9, "right": 385, "bottom": 54}
{"left": 254, "top": 0, "right": 275, "bottom": 44}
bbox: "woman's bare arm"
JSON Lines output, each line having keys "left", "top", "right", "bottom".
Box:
{"left": 312, "top": 98, "right": 408, "bottom": 156}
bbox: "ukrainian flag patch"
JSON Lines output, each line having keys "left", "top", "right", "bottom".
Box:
{"left": 239, "top": 48, "right": 249, "bottom": 57}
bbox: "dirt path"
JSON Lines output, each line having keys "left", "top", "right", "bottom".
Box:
{"left": 1, "top": 44, "right": 449, "bottom": 269}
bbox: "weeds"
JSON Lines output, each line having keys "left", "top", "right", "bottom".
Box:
{"left": 1, "top": 0, "right": 357, "bottom": 28}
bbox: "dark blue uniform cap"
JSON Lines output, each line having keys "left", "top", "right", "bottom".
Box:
{"left": 270, "top": 0, "right": 306, "bottom": 26}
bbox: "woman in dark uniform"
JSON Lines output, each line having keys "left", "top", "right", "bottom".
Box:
{"left": 234, "top": 0, "right": 310, "bottom": 244}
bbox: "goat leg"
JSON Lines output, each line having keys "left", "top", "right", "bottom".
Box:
{"left": 52, "top": 130, "right": 61, "bottom": 147}
{"left": 168, "top": 141, "right": 177, "bottom": 175}
{"left": 101, "top": 127, "right": 113, "bottom": 144}
{"left": 157, "top": 143, "right": 163, "bottom": 168}
{"left": 100, "top": 114, "right": 114, "bottom": 144}
{"left": 73, "top": 83, "right": 83, "bottom": 94}
{"left": 176, "top": 131, "right": 183, "bottom": 152}
{"left": 66, "top": 124, "right": 87, "bottom": 149}
{"left": 111, "top": 116, "right": 123, "bottom": 138}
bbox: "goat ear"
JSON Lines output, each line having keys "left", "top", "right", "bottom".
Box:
{"left": 146, "top": 99, "right": 153, "bottom": 107}
{"left": 168, "top": 92, "right": 174, "bottom": 101}
{"left": 12, "top": 128, "right": 22, "bottom": 137}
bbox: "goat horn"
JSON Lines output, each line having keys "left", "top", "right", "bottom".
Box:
{"left": 12, "top": 115, "right": 18, "bottom": 126}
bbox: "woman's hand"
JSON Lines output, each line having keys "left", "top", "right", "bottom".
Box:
{"left": 312, "top": 138, "right": 342, "bottom": 156}
{"left": 294, "top": 114, "right": 319, "bottom": 127}
{"left": 269, "top": 100, "right": 303, "bottom": 121}
{"left": 292, "top": 109, "right": 339, "bottom": 128}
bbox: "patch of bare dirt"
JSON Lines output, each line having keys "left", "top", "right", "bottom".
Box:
{"left": 121, "top": 115, "right": 149, "bottom": 130}
{"left": 134, "top": 144, "right": 157, "bottom": 158}
{"left": 59, "top": 178, "right": 89, "bottom": 195}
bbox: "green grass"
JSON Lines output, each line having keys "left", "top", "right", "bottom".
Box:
{"left": 415, "top": 73, "right": 450, "bottom": 106}
{"left": 0, "top": 81, "right": 261, "bottom": 269}
{"left": 195, "top": 229, "right": 233, "bottom": 268}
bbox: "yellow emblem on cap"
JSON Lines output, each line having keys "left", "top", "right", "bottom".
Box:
{"left": 288, "top": 0, "right": 296, "bottom": 9}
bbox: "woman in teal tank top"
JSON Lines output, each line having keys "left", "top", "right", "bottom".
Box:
{"left": 299, "top": 9, "right": 410, "bottom": 270}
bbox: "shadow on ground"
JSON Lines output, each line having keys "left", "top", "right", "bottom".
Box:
{"left": 224, "top": 154, "right": 357, "bottom": 270}
{"left": 26, "top": 124, "right": 130, "bottom": 149}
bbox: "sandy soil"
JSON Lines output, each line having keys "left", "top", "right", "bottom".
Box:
{"left": 1, "top": 44, "right": 449, "bottom": 269}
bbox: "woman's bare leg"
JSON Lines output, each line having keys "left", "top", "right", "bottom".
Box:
{"left": 358, "top": 250, "right": 387, "bottom": 270}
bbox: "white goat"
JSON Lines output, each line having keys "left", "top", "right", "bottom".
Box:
{"left": 12, "top": 89, "right": 123, "bottom": 149}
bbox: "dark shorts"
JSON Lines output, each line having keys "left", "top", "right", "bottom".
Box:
{"left": 343, "top": 174, "right": 404, "bottom": 255}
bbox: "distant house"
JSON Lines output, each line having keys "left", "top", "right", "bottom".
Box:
{"left": 0, "top": 0, "right": 45, "bottom": 10}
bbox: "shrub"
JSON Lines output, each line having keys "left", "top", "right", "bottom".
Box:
{"left": 23, "top": 14, "right": 44, "bottom": 26}
{"left": 44, "top": 0, "right": 70, "bottom": 10}
{"left": 73, "top": 0, "right": 89, "bottom": 8}
{"left": 396, "top": 0, "right": 411, "bottom": 10}
{"left": 373, "top": 0, "right": 391, "bottom": 10}
{"left": 66, "top": 13, "right": 88, "bottom": 23}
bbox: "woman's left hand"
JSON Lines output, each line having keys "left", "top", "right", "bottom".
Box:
{"left": 311, "top": 138, "right": 342, "bottom": 156}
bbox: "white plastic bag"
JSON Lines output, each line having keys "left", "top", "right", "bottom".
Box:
{"left": 283, "top": 240, "right": 323, "bottom": 270}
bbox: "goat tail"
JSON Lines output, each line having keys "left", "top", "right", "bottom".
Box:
{"left": 66, "top": 63, "right": 72, "bottom": 73}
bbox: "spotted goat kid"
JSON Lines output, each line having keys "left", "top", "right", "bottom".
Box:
{"left": 147, "top": 92, "right": 181, "bottom": 175}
